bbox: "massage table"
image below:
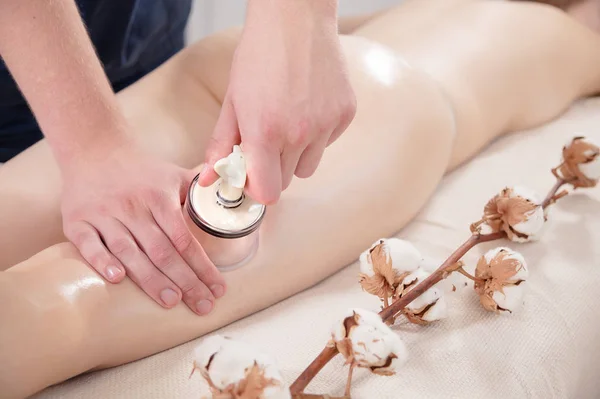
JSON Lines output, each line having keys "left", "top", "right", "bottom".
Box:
{"left": 32, "top": 97, "right": 600, "bottom": 399}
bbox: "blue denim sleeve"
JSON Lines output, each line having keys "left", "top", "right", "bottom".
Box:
{"left": 0, "top": 0, "right": 192, "bottom": 162}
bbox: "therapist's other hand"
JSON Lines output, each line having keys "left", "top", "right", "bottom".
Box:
{"left": 198, "top": 0, "right": 356, "bottom": 204}
{"left": 60, "top": 145, "right": 226, "bottom": 316}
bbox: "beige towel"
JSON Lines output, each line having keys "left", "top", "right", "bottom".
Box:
{"left": 34, "top": 98, "right": 600, "bottom": 399}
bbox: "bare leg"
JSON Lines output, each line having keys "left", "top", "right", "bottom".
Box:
{"left": 1, "top": 1, "right": 600, "bottom": 397}
{"left": 516, "top": 0, "right": 600, "bottom": 33}
{"left": 354, "top": 0, "right": 600, "bottom": 169}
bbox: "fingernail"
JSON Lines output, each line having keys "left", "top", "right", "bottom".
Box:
{"left": 196, "top": 299, "right": 213, "bottom": 315}
{"left": 210, "top": 284, "right": 225, "bottom": 299}
{"left": 160, "top": 288, "right": 180, "bottom": 307}
{"left": 106, "top": 265, "right": 121, "bottom": 281}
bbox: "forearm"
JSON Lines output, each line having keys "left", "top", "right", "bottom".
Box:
{"left": 0, "top": 0, "right": 129, "bottom": 166}
{"left": 244, "top": 0, "right": 339, "bottom": 46}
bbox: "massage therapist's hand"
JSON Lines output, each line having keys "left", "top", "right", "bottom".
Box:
{"left": 198, "top": 0, "right": 356, "bottom": 203}
{"left": 60, "top": 144, "right": 226, "bottom": 316}
{"left": 0, "top": 0, "right": 224, "bottom": 315}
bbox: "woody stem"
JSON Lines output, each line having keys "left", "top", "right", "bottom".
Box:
{"left": 484, "top": 213, "right": 502, "bottom": 220}
{"left": 456, "top": 267, "right": 485, "bottom": 284}
{"left": 290, "top": 232, "right": 505, "bottom": 394}
{"left": 345, "top": 362, "right": 356, "bottom": 397}
{"left": 291, "top": 176, "right": 574, "bottom": 394}
{"left": 383, "top": 287, "right": 390, "bottom": 308}
{"left": 290, "top": 345, "right": 339, "bottom": 394}
{"left": 542, "top": 178, "right": 567, "bottom": 209}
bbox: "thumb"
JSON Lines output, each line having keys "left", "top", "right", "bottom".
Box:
{"left": 198, "top": 96, "right": 241, "bottom": 187}
{"left": 243, "top": 139, "right": 282, "bottom": 205}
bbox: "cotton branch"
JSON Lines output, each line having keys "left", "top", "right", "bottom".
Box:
{"left": 290, "top": 346, "right": 339, "bottom": 394}
{"left": 542, "top": 178, "right": 568, "bottom": 208}
{"left": 290, "top": 136, "right": 595, "bottom": 395}
{"left": 378, "top": 232, "right": 504, "bottom": 323}
{"left": 289, "top": 232, "right": 504, "bottom": 394}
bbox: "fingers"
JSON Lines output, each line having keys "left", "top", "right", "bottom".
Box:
{"left": 150, "top": 191, "right": 226, "bottom": 299}
{"left": 243, "top": 140, "right": 283, "bottom": 204}
{"left": 280, "top": 147, "right": 303, "bottom": 190}
{"left": 66, "top": 180, "right": 223, "bottom": 317}
{"left": 92, "top": 217, "right": 184, "bottom": 309}
{"left": 198, "top": 96, "right": 241, "bottom": 187}
{"left": 295, "top": 137, "right": 328, "bottom": 179}
{"left": 326, "top": 119, "right": 350, "bottom": 148}
{"left": 124, "top": 209, "right": 217, "bottom": 316}
{"left": 64, "top": 221, "right": 126, "bottom": 284}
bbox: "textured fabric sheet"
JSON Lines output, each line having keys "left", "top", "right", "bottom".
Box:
{"left": 33, "top": 98, "right": 600, "bottom": 399}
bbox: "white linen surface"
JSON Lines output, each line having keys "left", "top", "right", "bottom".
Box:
{"left": 33, "top": 98, "right": 600, "bottom": 399}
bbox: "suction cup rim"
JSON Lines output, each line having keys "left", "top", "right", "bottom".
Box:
{"left": 186, "top": 174, "right": 266, "bottom": 239}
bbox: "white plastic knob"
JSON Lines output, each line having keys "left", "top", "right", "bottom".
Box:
{"left": 213, "top": 145, "right": 246, "bottom": 202}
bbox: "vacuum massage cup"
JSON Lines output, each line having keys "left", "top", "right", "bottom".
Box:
{"left": 184, "top": 146, "right": 266, "bottom": 271}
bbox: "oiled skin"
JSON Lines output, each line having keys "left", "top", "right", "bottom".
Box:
{"left": 1, "top": 1, "right": 600, "bottom": 397}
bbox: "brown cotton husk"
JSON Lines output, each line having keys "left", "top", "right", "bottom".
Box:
{"left": 475, "top": 251, "right": 522, "bottom": 286}
{"left": 402, "top": 300, "right": 439, "bottom": 325}
{"left": 359, "top": 242, "right": 410, "bottom": 299}
{"left": 370, "top": 354, "right": 399, "bottom": 376}
{"left": 554, "top": 136, "right": 599, "bottom": 188}
{"left": 329, "top": 309, "right": 408, "bottom": 377}
{"left": 190, "top": 336, "right": 286, "bottom": 399}
{"left": 393, "top": 273, "right": 419, "bottom": 300}
{"left": 206, "top": 362, "right": 281, "bottom": 399}
{"left": 474, "top": 250, "right": 526, "bottom": 313}
{"left": 234, "top": 363, "right": 280, "bottom": 399}
{"left": 331, "top": 312, "right": 360, "bottom": 362}
{"left": 471, "top": 188, "right": 538, "bottom": 240}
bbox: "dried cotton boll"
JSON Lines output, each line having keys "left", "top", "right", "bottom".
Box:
{"left": 491, "top": 284, "right": 526, "bottom": 313}
{"left": 472, "top": 186, "right": 545, "bottom": 242}
{"left": 396, "top": 268, "right": 448, "bottom": 324}
{"left": 508, "top": 186, "right": 546, "bottom": 242}
{"left": 191, "top": 335, "right": 291, "bottom": 399}
{"left": 442, "top": 268, "right": 470, "bottom": 293}
{"left": 554, "top": 136, "right": 600, "bottom": 188}
{"left": 359, "top": 238, "right": 423, "bottom": 300}
{"left": 258, "top": 360, "right": 291, "bottom": 399}
{"left": 193, "top": 334, "right": 227, "bottom": 373}
{"left": 474, "top": 247, "right": 529, "bottom": 314}
{"left": 330, "top": 308, "right": 408, "bottom": 375}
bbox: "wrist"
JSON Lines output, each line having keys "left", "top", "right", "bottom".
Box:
{"left": 50, "top": 114, "right": 134, "bottom": 173}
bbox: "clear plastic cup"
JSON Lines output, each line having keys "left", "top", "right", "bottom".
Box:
{"left": 183, "top": 174, "right": 266, "bottom": 271}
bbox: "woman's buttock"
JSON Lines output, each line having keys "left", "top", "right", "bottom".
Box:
{"left": 151, "top": 29, "right": 458, "bottom": 232}
{"left": 0, "top": 13, "right": 459, "bottom": 269}
{"left": 128, "top": 27, "right": 458, "bottom": 172}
